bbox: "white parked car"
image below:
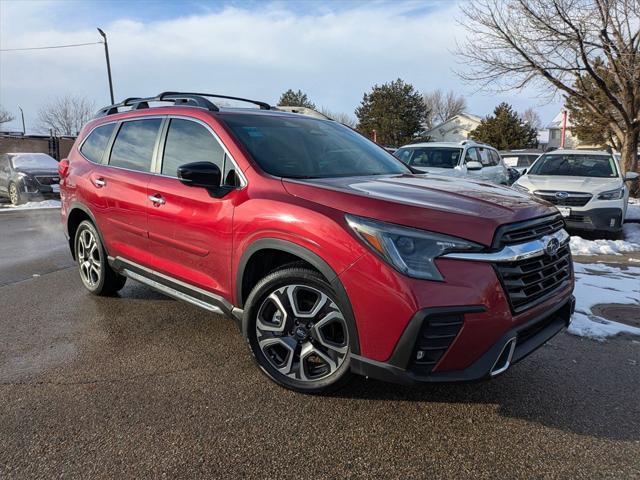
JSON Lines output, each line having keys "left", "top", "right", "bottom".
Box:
{"left": 512, "top": 149, "right": 639, "bottom": 238}
{"left": 394, "top": 140, "right": 510, "bottom": 185}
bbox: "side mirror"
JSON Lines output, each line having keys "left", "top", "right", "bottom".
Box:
{"left": 177, "top": 162, "right": 231, "bottom": 198}
{"left": 624, "top": 171, "right": 639, "bottom": 182}
{"left": 466, "top": 161, "right": 483, "bottom": 171}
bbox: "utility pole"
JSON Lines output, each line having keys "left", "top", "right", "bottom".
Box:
{"left": 97, "top": 28, "right": 115, "bottom": 104}
{"left": 18, "top": 106, "right": 25, "bottom": 134}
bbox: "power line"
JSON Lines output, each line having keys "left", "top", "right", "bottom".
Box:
{"left": 0, "top": 41, "right": 103, "bottom": 52}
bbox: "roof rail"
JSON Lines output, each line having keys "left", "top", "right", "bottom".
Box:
{"left": 95, "top": 91, "right": 271, "bottom": 118}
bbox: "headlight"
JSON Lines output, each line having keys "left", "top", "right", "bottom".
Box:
{"left": 346, "top": 215, "right": 482, "bottom": 281}
{"left": 512, "top": 183, "right": 530, "bottom": 193}
{"left": 597, "top": 187, "right": 624, "bottom": 200}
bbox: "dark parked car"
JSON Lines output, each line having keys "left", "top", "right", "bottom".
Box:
{"left": 0, "top": 153, "right": 60, "bottom": 205}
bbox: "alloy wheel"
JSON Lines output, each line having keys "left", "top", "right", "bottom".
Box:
{"left": 9, "top": 184, "right": 18, "bottom": 205}
{"left": 255, "top": 284, "right": 349, "bottom": 382}
{"left": 77, "top": 229, "right": 102, "bottom": 287}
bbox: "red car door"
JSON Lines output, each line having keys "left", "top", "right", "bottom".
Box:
{"left": 145, "top": 117, "right": 240, "bottom": 301}
{"left": 89, "top": 117, "right": 163, "bottom": 266}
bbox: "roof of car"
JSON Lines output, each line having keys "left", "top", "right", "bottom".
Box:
{"left": 398, "top": 142, "right": 465, "bottom": 149}
{"left": 542, "top": 149, "right": 611, "bottom": 156}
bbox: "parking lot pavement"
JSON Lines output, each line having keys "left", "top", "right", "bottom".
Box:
{"left": 1, "top": 210, "right": 639, "bottom": 479}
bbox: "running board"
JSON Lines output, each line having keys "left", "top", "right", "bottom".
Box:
{"left": 109, "top": 256, "right": 242, "bottom": 321}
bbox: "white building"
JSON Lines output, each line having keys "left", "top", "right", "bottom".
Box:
{"left": 423, "top": 113, "right": 482, "bottom": 143}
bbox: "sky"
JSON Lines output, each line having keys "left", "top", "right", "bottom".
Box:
{"left": 0, "top": 0, "right": 563, "bottom": 134}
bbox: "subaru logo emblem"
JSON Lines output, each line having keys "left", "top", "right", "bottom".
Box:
{"left": 545, "top": 237, "right": 560, "bottom": 256}
{"left": 555, "top": 191, "right": 569, "bottom": 199}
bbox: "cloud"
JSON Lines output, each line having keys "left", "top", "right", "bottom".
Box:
{"left": 0, "top": 0, "right": 560, "bottom": 133}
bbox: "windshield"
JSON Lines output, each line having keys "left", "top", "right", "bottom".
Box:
{"left": 10, "top": 153, "right": 58, "bottom": 170}
{"left": 395, "top": 147, "right": 462, "bottom": 169}
{"left": 528, "top": 153, "right": 618, "bottom": 178}
{"left": 222, "top": 114, "right": 410, "bottom": 178}
{"left": 501, "top": 154, "right": 538, "bottom": 168}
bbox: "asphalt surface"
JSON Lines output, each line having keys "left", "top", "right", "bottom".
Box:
{"left": 1, "top": 209, "right": 639, "bottom": 479}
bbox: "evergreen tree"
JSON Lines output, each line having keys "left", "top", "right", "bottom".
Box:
{"left": 355, "top": 78, "right": 426, "bottom": 146}
{"left": 277, "top": 89, "right": 316, "bottom": 109}
{"left": 565, "top": 58, "right": 621, "bottom": 151}
{"left": 470, "top": 103, "right": 537, "bottom": 149}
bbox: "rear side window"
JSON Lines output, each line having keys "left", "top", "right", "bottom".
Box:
{"left": 161, "top": 119, "right": 225, "bottom": 176}
{"left": 80, "top": 123, "right": 115, "bottom": 163}
{"left": 109, "top": 119, "right": 162, "bottom": 172}
{"left": 490, "top": 150, "right": 501, "bottom": 166}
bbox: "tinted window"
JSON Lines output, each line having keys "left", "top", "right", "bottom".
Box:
{"left": 489, "top": 150, "right": 501, "bottom": 166}
{"left": 222, "top": 114, "right": 410, "bottom": 178}
{"left": 162, "top": 119, "right": 224, "bottom": 176}
{"left": 478, "top": 148, "right": 491, "bottom": 166}
{"left": 393, "top": 147, "right": 462, "bottom": 169}
{"left": 465, "top": 148, "right": 479, "bottom": 162}
{"left": 529, "top": 154, "right": 618, "bottom": 178}
{"left": 109, "top": 119, "right": 162, "bottom": 172}
{"left": 80, "top": 123, "right": 115, "bottom": 163}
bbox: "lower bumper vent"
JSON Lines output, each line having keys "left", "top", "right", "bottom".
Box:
{"left": 410, "top": 314, "right": 464, "bottom": 375}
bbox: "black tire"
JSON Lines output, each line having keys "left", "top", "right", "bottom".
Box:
{"left": 74, "top": 220, "right": 126, "bottom": 296}
{"left": 8, "top": 182, "right": 25, "bottom": 206}
{"left": 244, "top": 267, "right": 353, "bottom": 394}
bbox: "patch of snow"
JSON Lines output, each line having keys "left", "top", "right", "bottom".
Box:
{"left": 569, "top": 262, "right": 640, "bottom": 339}
{"left": 569, "top": 223, "right": 640, "bottom": 255}
{"left": 626, "top": 199, "right": 640, "bottom": 221}
{"left": 0, "top": 200, "right": 61, "bottom": 211}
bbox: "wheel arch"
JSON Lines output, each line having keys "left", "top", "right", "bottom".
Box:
{"left": 237, "top": 238, "right": 360, "bottom": 355}
{"left": 66, "top": 203, "right": 107, "bottom": 260}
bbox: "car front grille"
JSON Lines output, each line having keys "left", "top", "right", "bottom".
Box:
{"left": 35, "top": 176, "right": 60, "bottom": 186}
{"left": 495, "top": 244, "right": 572, "bottom": 314}
{"left": 496, "top": 214, "right": 565, "bottom": 246}
{"left": 534, "top": 191, "right": 592, "bottom": 207}
{"left": 409, "top": 313, "right": 464, "bottom": 375}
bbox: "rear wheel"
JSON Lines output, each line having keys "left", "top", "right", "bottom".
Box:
{"left": 244, "top": 267, "right": 352, "bottom": 393}
{"left": 75, "top": 220, "right": 126, "bottom": 295}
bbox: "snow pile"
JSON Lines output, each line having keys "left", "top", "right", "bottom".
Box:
{"left": 569, "top": 262, "right": 640, "bottom": 339}
{"left": 570, "top": 223, "right": 640, "bottom": 255}
{"left": 0, "top": 200, "right": 61, "bottom": 211}
{"left": 627, "top": 197, "right": 640, "bottom": 221}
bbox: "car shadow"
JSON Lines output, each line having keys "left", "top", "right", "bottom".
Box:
{"left": 335, "top": 336, "right": 639, "bottom": 442}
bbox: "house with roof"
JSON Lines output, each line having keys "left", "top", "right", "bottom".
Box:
{"left": 423, "top": 113, "right": 482, "bottom": 143}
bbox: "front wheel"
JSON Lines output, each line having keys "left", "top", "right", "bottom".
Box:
{"left": 9, "top": 183, "right": 25, "bottom": 205}
{"left": 244, "top": 267, "right": 353, "bottom": 394}
{"left": 75, "top": 220, "right": 126, "bottom": 296}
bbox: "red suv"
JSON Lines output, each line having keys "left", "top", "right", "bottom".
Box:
{"left": 59, "top": 92, "right": 575, "bottom": 393}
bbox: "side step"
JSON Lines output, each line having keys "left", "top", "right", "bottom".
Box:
{"left": 109, "top": 256, "right": 242, "bottom": 320}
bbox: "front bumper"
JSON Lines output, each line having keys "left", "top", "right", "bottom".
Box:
{"left": 351, "top": 295, "right": 575, "bottom": 384}
{"left": 564, "top": 207, "right": 624, "bottom": 232}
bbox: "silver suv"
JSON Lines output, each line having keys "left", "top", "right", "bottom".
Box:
{"left": 395, "top": 140, "right": 510, "bottom": 185}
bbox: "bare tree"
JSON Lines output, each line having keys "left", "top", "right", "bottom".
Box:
{"left": 423, "top": 89, "right": 468, "bottom": 129}
{"left": 0, "top": 106, "right": 15, "bottom": 125}
{"left": 37, "top": 95, "right": 94, "bottom": 136}
{"left": 521, "top": 107, "right": 542, "bottom": 130}
{"left": 319, "top": 107, "right": 357, "bottom": 128}
{"left": 457, "top": 0, "right": 640, "bottom": 178}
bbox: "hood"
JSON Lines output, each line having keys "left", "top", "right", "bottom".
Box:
{"left": 282, "top": 174, "right": 555, "bottom": 246}
{"left": 517, "top": 175, "right": 621, "bottom": 193}
{"left": 14, "top": 166, "right": 59, "bottom": 175}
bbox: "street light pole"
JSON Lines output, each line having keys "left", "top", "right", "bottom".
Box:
{"left": 17, "top": 106, "right": 25, "bottom": 135}
{"left": 97, "top": 28, "right": 115, "bottom": 104}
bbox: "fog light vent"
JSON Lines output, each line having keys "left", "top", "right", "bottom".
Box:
{"left": 409, "top": 314, "right": 464, "bottom": 375}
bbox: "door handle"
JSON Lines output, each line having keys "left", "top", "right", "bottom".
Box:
{"left": 148, "top": 194, "right": 166, "bottom": 205}
{"left": 93, "top": 177, "right": 106, "bottom": 188}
